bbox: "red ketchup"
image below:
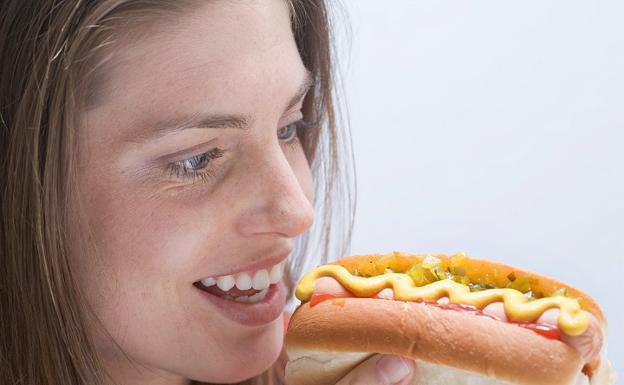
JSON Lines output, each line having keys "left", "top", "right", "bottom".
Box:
{"left": 309, "top": 293, "right": 352, "bottom": 307}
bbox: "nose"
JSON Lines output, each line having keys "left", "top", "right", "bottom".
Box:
{"left": 235, "top": 143, "right": 315, "bottom": 239}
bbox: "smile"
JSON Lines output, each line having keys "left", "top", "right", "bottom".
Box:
{"left": 194, "top": 260, "right": 285, "bottom": 303}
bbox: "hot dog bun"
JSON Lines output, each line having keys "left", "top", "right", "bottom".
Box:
{"left": 285, "top": 253, "right": 616, "bottom": 385}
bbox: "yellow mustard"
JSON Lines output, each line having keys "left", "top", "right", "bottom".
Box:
{"left": 295, "top": 265, "right": 589, "bottom": 336}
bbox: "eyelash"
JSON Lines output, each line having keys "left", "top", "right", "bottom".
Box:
{"left": 166, "top": 119, "right": 311, "bottom": 183}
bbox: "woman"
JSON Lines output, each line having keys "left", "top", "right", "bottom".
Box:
{"left": 0, "top": 0, "right": 415, "bottom": 384}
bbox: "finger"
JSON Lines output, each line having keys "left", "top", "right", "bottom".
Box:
{"left": 335, "top": 354, "right": 415, "bottom": 385}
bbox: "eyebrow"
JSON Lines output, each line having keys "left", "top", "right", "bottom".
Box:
{"left": 129, "top": 70, "right": 314, "bottom": 143}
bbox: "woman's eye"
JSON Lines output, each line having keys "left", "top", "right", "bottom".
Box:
{"left": 181, "top": 152, "right": 211, "bottom": 171}
{"left": 179, "top": 148, "right": 223, "bottom": 171}
{"left": 167, "top": 148, "right": 224, "bottom": 180}
{"left": 277, "top": 121, "right": 299, "bottom": 142}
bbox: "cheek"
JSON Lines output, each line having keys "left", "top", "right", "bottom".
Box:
{"left": 66, "top": 171, "right": 286, "bottom": 381}
{"left": 66, "top": 176, "right": 238, "bottom": 360}
{"left": 66, "top": 163, "right": 230, "bottom": 326}
{"left": 69, "top": 182, "right": 220, "bottom": 296}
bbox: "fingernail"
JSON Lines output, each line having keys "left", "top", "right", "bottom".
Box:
{"left": 376, "top": 355, "right": 411, "bottom": 384}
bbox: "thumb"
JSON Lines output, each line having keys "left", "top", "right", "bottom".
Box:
{"left": 335, "top": 354, "right": 415, "bottom": 385}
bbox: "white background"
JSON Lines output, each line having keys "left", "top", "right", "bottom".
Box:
{"left": 337, "top": 0, "right": 623, "bottom": 375}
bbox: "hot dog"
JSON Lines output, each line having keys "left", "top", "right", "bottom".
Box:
{"left": 285, "top": 252, "right": 616, "bottom": 385}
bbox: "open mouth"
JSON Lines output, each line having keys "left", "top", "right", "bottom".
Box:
{"left": 193, "top": 260, "right": 285, "bottom": 304}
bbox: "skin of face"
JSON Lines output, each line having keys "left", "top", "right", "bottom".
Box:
{"left": 66, "top": 1, "right": 315, "bottom": 384}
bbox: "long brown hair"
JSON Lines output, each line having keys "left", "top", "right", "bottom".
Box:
{"left": 0, "top": 1, "right": 354, "bottom": 384}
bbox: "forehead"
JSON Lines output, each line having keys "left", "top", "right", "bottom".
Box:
{"left": 87, "top": 0, "right": 306, "bottom": 129}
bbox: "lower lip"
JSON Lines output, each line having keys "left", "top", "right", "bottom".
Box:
{"left": 195, "top": 282, "right": 286, "bottom": 327}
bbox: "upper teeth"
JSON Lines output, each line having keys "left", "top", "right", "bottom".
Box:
{"left": 200, "top": 261, "right": 285, "bottom": 292}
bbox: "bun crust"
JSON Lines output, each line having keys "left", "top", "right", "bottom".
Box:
{"left": 286, "top": 297, "right": 584, "bottom": 385}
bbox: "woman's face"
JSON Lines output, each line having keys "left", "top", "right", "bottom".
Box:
{"left": 67, "top": 1, "right": 314, "bottom": 384}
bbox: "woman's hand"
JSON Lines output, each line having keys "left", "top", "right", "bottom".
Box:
{"left": 334, "top": 354, "right": 415, "bottom": 385}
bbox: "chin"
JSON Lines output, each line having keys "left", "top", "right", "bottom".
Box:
{"left": 190, "top": 317, "right": 284, "bottom": 384}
